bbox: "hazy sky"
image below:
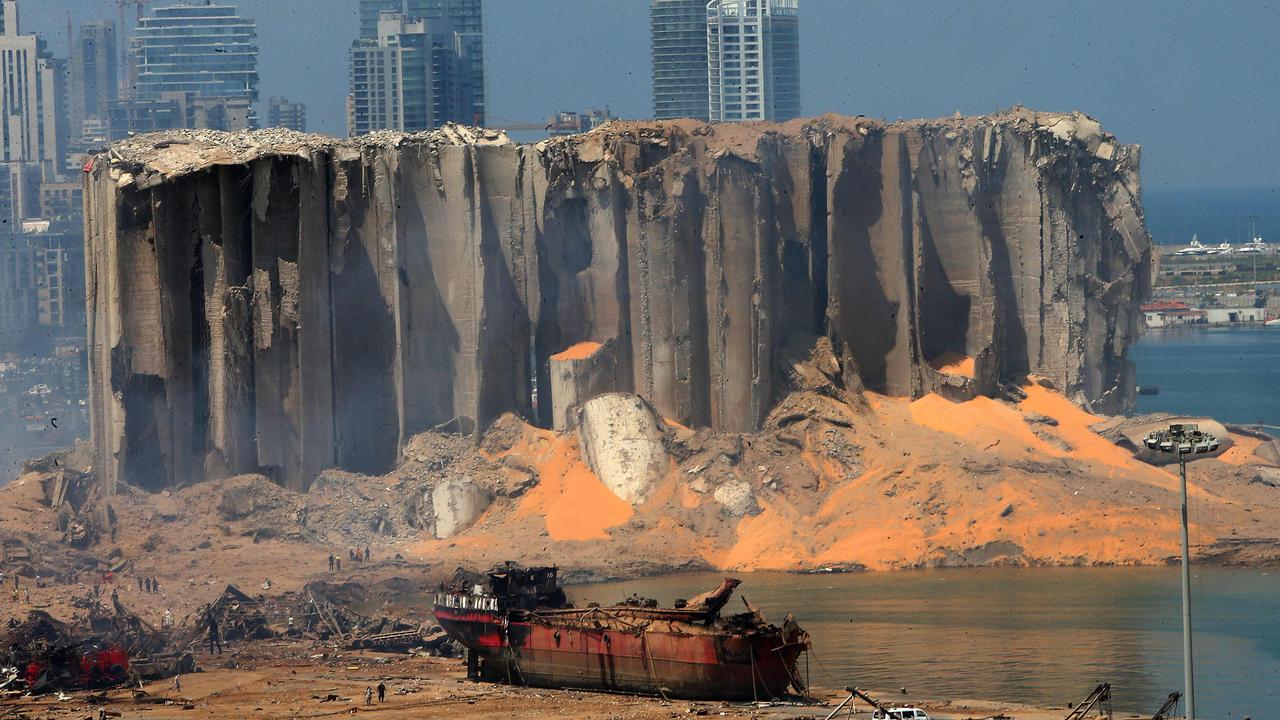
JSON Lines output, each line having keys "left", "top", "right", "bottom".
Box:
{"left": 20, "top": 0, "right": 1280, "bottom": 191}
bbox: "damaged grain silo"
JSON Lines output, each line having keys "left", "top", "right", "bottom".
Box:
{"left": 82, "top": 110, "right": 1152, "bottom": 493}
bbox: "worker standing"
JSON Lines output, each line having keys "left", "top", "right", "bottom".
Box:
{"left": 364, "top": 687, "right": 373, "bottom": 705}
{"left": 327, "top": 554, "right": 334, "bottom": 571}
{"left": 377, "top": 681, "right": 386, "bottom": 702}
{"left": 208, "top": 614, "right": 223, "bottom": 655}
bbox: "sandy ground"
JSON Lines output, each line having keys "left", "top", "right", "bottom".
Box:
{"left": 2, "top": 638, "right": 1136, "bottom": 720}
{"left": 2, "top": 375, "right": 1278, "bottom": 627}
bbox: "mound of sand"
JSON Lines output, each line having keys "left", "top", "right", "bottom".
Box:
{"left": 4, "top": 380, "right": 1279, "bottom": 626}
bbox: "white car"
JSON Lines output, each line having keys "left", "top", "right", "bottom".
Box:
{"left": 873, "top": 709, "right": 931, "bottom": 720}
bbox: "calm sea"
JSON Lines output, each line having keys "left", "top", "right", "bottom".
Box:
{"left": 1132, "top": 325, "right": 1280, "bottom": 428}
{"left": 572, "top": 568, "right": 1280, "bottom": 717}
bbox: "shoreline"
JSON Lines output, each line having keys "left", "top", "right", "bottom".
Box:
{"left": 0, "top": 639, "right": 1151, "bottom": 720}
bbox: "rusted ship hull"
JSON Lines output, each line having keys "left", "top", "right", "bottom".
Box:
{"left": 434, "top": 604, "right": 805, "bottom": 699}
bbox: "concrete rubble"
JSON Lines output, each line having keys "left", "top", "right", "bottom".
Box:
{"left": 83, "top": 110, "right": 1152, "bottom": 491}
{"left": 575, "top": 393, "right": 667, "bottom": 506}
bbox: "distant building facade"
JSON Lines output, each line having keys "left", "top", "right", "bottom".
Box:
{"left": 106, "top": 97, "right": 190, "bottom": 140}
{"left": 355, "top": 0, "right": 485, "bottom": 125}
{"left": 69, "top": 21, "right": 119, "bottom": 143}
{"left": 132, "top": 5, "right": 259, "bottom": 107}
{"left": 267, "top": 97, "right": 307, "bottom": 131}
{"left": 0, "top": 162, "right": 40, "bottom": 228}
{"left": 651, "top": 0, "right": 801, "bottom": 123}
{"left": 0, "top": 0, "right": 66, "bottom": 174}
{"left": 0, "top": 231, "right": 36, "bottom": 337}
{"left": 547, "top": 109, "right": 614, "bottom": 136}
{"left": 349, "top": 11, "right": 480, "bottom": 135}
{"left": 706, "top": 0, "right": 800, "bottom": 122}
{"left": 25, "top": 220, "right": 84, "bottom": 328}
{"left": 39, "top": 181, "right": 82, "bottom": 223}
{"left": 650, "top": 0, "right": 710, "bottom": 121}
{"left": 106, "top": 93, "right": 252, "bottom": 140}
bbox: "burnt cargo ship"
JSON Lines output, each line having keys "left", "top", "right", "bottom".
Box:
{"left": 433, "top": 566, "right": 810, "bottom": 700}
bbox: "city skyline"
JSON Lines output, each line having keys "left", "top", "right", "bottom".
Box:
{"left": 6, "top": 0, "right": 1280, "bottom": 190}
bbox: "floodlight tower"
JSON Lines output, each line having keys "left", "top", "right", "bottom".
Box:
{"left": 1143, "top": 423, "right": 1219, "bottom": 720}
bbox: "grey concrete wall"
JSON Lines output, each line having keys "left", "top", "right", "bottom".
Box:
{"left": 84, "top": 111, "right": 1152, "bottom": 491}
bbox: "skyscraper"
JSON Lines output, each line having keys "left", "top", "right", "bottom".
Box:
{"left": 349, "top": 11, "right": 480, "bottom": 135}
{"left": 131, "top": 4, "right": 259, "bottom": 104}
{"left": 0, "top": 0, "right": 65, "bottom": 172}
{"left": 356, "top": 0, "right": 484, "bottom": 124}
{"left": 69, "top": 21, "right": 119, "bottom": 141}
{"left": 706, "top": 0, "right": 800, "bottom": 122}
{"left": 650, "top": 0, "right": 710, "bottom": 121}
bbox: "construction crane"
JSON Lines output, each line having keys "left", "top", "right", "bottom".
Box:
{"left": 1063, "top": 684, "right": 1112, "bottom": 720}
{"left": 825, "top": 687, "right": 890, "bottom": 720}
{"left": 1150, "top": 692, "right": 1182, "bottom": 720}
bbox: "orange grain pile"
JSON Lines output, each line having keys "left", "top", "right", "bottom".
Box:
{"left": 929, "top": 351, "right": 976, "bottom": 378}
{"left": 1218, "top": 433, "right": 1263, "bottom": 465}
{"left": 515, "top": 435, "right": 632, "bottom": 541}
{"left": 550, "top": 341, "right": 602, "bottom": 361}
{"left": 907, "top": 393, "right": 1050, "bottom": 455}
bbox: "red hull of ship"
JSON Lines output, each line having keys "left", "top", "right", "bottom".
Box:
{"left": 435, "top": 606, "right": 804, "bottom": 700}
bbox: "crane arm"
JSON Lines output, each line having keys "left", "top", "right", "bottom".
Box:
{"left": 1063, "top": 684, "right": 1111, "bottom": 720}
{"left": 1150, "top": 692, "right": 1181, "bottom": 720}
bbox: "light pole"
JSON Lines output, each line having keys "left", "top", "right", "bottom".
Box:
{"left": 1143, "top": 423, "right": 1219, "bottom": 720}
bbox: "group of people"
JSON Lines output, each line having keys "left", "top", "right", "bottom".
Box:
{"left": 364, "top": 682, "right": 387, "bottom": 705}
{"left": 327, "top": 547, "right": 373, "bottom": 572}
{"left": 136, "top": 576, "right": 161, "bottom": 594}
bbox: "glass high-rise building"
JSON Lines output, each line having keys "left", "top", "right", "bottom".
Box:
{"left": 706, "top": 0, "right": 800, "bottom": 122}
{"left": 349, "top": 12, "right": 479, "bottom": 135}
{"left": 131, "top": 4, "right": 259, "bottom": 103}
{"left": 69, "top": 21, "right": 119, "bottom": 140}
{"left": 357, "top": 0, "right": 484, "bottom": 125}
{"left": 650, "top": 0, "right": 710, "bottom": 121}
{"left": 652, "top": 0, "right": 800, "bottom": 123}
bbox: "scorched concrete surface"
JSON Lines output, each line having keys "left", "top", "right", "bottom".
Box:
{"left": 83, "top": 109, "right": 1151, "bottom": 493}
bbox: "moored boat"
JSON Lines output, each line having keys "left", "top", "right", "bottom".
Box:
{"left": 433, "top": 566, "right": 810, "bottom": 700}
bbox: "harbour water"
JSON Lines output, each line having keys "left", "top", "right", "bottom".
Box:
{"left": 572, "top": 567, "right": 1280, "bottom": 717}
{"left": 1132, "top": 325, "right": 1280, "bottom": 428}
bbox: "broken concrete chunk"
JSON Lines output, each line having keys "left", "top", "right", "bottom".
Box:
{"left": 713, "top": 480, "right": 760, "bottom": 518}
{"left": 576, "top": 394, "right": 667, "bottom": 506}
{"left": 430, "top": 478, "right": 492, "bottom": 539}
